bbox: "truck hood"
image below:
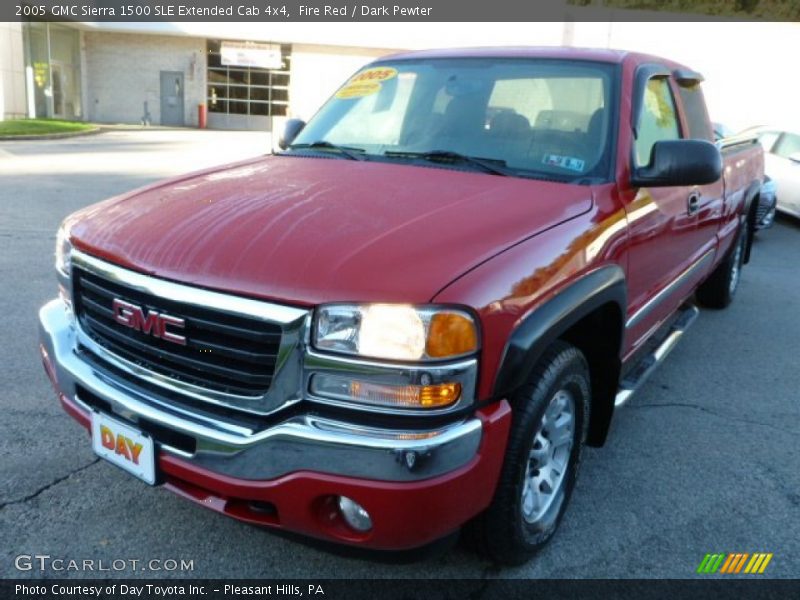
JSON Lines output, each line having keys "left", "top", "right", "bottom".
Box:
{"left": 69, "top": 155, "right": 592, "bottom": 306}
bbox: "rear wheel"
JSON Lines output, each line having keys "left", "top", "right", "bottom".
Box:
{"left": 760, "top": 204, "right": 776, "bottom": 229}
{"left": 466, "top": 341, "right": 590, "bottom": 565}
{"left": 696, "top": 218, "right": 747, "bottom": 309}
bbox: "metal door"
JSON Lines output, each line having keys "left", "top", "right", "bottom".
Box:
{"left": 160, "top": 71, "right": 184, "bottom": 126}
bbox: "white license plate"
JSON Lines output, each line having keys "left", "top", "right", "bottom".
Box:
{"left": 91, "top": 412, "right": 156, "bottom": 485}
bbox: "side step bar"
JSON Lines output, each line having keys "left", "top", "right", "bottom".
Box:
{"left": 615, "top": 304, "right": 700, "bottom": 407}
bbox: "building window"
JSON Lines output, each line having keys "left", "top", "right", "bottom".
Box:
{"left": 23, "top": 22, "right": 82, "bottom": 120}
{"left": 206, "top": 40, "right": 291, "bottom": 118}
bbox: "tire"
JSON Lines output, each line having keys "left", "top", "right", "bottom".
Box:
{"left": 465, "top": 341, "right": 590, "bottom": 565}
{"left": 696, "top": 218, "right": 747, "bottom": 309}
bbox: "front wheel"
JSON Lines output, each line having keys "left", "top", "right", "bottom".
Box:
{"left": 467, "top": 341, "right": 590, "bottom": 565}
{"left": 696, "top": 218, "right": 748, "bottom": 309}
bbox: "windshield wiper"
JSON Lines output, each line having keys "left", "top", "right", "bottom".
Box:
{"left": 288, "top": 140, "right": 366, "bottom": 161}
{"left": 383, "top": 150, "right": 511, "bottom": 176}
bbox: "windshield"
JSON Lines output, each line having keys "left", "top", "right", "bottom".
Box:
{"left": 289, "top": 58, "right": 617, "bottom": 181}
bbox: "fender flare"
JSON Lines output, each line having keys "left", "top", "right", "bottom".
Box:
{"left": 742, "top": 179, "right": 762, "bottom": 215}
{"left": 492, "top": 266, "right": 626, "bottom": 430}
{"left": 742, "top": 179, "right": 762, "bottom": 264}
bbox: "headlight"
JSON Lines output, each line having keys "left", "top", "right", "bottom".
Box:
{"left": 55, "top": 224, "right": 73, "bottom": 278}
{"left": 314, "top": 304, "right": 478, "bottom": 362}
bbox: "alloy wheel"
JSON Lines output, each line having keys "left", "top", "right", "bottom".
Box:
{"left": 521, "top": 389, "right": 575, "bottom": 524}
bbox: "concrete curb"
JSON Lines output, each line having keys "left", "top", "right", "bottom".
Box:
{"left": 0, "top": 126, "right": 103, "bottom": 141}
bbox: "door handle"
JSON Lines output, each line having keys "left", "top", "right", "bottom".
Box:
{"left": 687, "top": 193, "right": 701, "bottom": 215}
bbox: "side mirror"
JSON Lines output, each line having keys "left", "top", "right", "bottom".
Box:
{"left": 278, "top": 118, "right": 306, "bottom": 150}
{"left": 788, "top": 152, "right": 800, "bottom": 164}
{"left": 632, "top": 139, "right": 722, "bottom": 187}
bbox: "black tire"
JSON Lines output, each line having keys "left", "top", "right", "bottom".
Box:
{"left": 465, "top": 341, "right": 590, "bottom": 565}
{"left": 696, "top": 218, "right": 747, "bottom": 309}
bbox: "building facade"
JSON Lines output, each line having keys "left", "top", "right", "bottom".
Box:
{"left": 3, "top": 21, "right": 799, "bottom": 132}
{"left": 0, "top": 22, "right": 27, "bottom": 120}
{"left": 2, "top": 22, "right": 396, "bottom": 129}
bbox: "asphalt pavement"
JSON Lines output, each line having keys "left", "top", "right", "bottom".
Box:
{"left": 1, "top": 129, "right": 798, "bottom": 579}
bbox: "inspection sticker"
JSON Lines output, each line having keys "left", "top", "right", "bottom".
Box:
{"left": 543, "top": 154, "right": 585, "bottom": 172}
{"left": 335, "top": 67, "right": 398, "bottom": 99}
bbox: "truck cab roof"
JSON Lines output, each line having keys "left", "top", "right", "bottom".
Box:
{"left": 381, "top": 46, "right": 690, "bottom": 71}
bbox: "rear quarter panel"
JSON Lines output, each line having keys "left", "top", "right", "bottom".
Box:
{"left": 718, "top": 141, "right": 765, "bottom": 258}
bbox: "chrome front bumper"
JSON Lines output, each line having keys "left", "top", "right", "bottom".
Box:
{"left": 39, "top": 299, "right": 483, "bottom": 482}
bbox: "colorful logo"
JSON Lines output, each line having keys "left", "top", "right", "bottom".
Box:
{"left": 697, "top": 553, "right": 773, "bottom": 574}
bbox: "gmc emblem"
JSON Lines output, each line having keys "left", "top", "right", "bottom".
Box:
{"left": 112, "top": 298, "right": 187, "bottom": 346}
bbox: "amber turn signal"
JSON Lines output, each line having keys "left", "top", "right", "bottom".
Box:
{"left": 349, "top": 381, "right": 461, "bottom": 408}
{"left": 310, "top": 373, "right": 462, "bottom": 409}
{"left": 426, "top": 312, "right": 478, "bottom": 358}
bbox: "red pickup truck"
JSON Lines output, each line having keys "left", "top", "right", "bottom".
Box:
{"left": 39, "top": 47, "right": 764, "bottom": 565}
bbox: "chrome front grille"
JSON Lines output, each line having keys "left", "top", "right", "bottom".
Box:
{"left": 74, "top": 268, "right": 282, "bottom": 396}
{"left": 69, "top": 250, "right": 308, "bottom": 415}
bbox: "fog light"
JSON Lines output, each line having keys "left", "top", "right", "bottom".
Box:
{"left": 338, "top": 496, "right": 372, "bottom": 532}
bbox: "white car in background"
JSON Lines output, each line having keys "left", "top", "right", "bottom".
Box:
{"left": 746, "top": 127, "right": 800, "bottom": 219}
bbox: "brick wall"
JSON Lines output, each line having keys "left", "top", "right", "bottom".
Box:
{"left": 83, "top": 31, "right": 205, "bottom": 127}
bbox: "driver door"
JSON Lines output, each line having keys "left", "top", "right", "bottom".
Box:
{"left": 624, "top": 72, "right": 716, "bottom": 351}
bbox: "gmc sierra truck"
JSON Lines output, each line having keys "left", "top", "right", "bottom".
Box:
{"left": 39, "top": 48, "right": 764, "bottom": 565}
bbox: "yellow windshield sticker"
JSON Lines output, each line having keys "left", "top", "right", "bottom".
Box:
{"left": 336, "top": 81, "right": 382, "bottom": 99}
{"left": 335, "top": 67, "right": 398, "bottom": 99}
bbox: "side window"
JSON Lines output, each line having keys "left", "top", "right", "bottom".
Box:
{"left": 635, "top": 77, "right": 680, "bottom": 166}
{"left": 772, "top": 133, "right": 800, "bottom": 159}
{"left": 677, "top": 84, "right": 712, "bottom": 142}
